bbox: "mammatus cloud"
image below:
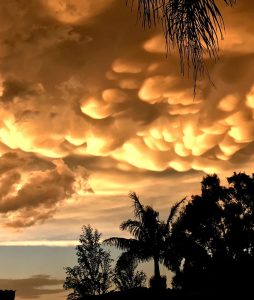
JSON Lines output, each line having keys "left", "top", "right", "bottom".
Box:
{"left": 0, "top": 275, "right": 64, "bottom": 299}
{"left": 0, "top": 0, "right": 253, "bottom": 227}
{"left": 41, "top": 0, "right": 114, "bottom": 24}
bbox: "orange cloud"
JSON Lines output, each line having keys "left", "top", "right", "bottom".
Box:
{"left": 0, "top": 0, "right": 253, "bottom": 229}
{"left": 41, "top": 0, "right": 114, "bottom": 24}
{"left": 0, "top": 154, "right": 89, "bottom": 227}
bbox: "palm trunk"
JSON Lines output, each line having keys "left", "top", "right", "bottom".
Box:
{"left": 154, "top": 256, "right": 161, "bottom": 279}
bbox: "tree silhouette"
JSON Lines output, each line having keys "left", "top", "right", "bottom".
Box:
{"left": 113, "top": 253, "right": 147, "bottom": 291}
{"left": 64, "top": 225, "right": 113, "bottom": 299}
{"left": 104, "top": 192, "right": 185, "bottom": 290}
{"left": 127, "top": 0, "right": 236, "bottom": 92}
{"left": 169, "top": 173, "right": 254, "bottom": 294}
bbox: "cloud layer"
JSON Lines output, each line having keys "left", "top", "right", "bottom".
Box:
{"left": 0, "top": 275, "right": 64, "bottom": 299}
{"left": 0, "top": 0, "right": 253, "bottom": 227}
{"left": 0, "top": 152, "right": 89, "bottom": 227}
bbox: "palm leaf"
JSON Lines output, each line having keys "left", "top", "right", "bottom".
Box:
{"left": 115, "top": 251, "right": 138, "bottom": 268}
{"left": 103, "top": 237, "right": 138, "bottom": 251}
{"left": 166, "top": 197, "right": 186, "bottom": 228}
{"left": 126, "top": 0, "right": 236, "bottom": 93}
{"left": 120, "top": 219, "right": 144, "bottom": 239}
{"left": 223, "top": 0, "right": 236, "bottom": 4}
{"left": 126, "top": 0, "right": 166, "bottom": 27}
{"left": 128, "top": 192, "right": 145, "bottom": 220}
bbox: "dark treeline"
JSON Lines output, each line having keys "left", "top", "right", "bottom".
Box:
{"left": 64, "top": 172, "right": 254, "bottom": 299}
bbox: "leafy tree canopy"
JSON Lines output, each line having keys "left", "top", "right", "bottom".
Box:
{"left": 169, "top": 173, "right": 254, "bottom": 293}
{"left": 64, "top": 225, "right": 113, "bottom": 300}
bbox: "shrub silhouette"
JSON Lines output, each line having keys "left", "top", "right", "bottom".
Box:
{"left": 113, "top": 253, "right": 146, "bottom": 291}
{"left": 149, "top": 275, "right": 167, "bottom": 290}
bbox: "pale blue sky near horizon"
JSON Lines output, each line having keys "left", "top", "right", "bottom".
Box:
{"left": 0, "top": 246, "right": 172, "bottom": 300}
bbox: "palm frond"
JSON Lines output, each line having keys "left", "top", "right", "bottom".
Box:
{"left": 118, "top": 248, "right": 152, "bottom": 265}
{"left": 120, "top": 219, "right": 144, "bottom": 239}
{"left": 103, "top": 237, "right": 138, "bottom": 251}
{"left": 126, "top": 0, "right": 236, "bottom": 94}
{"left": 223, "top": 0, "right": 236, "bottom": 5}
{"left": 128, "top": 192, "right": 145, "bottom": 220}
{"left": 166, "top": 197, "right": 186, "bottom": 227}
{"left": 163, "top": 0, "right": 230, "bottom": 93}
{"left": 115, "top": 251, "right": 137, "bottom": 268}
{"left": 126, "top": 0, "right": 165, "bottom": 27}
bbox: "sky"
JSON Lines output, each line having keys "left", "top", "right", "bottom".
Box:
{"left": 0, "top": 0, "right": 253, "bottom": 299}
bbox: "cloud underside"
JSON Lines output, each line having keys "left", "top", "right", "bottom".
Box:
{"left": 0, "top": 152, "right": 90, "bottom": 227}
{"left": 0, "top": 0, "right": 253, "bottom": 227}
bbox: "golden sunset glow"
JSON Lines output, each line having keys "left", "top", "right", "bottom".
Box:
{"left": 0, "top": 1, "right": 253, "bottom": 299}
{"left": 41, "top": 0, "right": 114, "bottom": 24}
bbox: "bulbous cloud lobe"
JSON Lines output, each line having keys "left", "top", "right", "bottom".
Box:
{"left": 0, "top": 0, "right": 253, "bottom": 227}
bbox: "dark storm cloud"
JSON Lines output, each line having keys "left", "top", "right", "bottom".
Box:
{"left": 0, "top": 152, "right": 89, "bottom": 227}
{"left": 0, "top": 78, "right": 44, "bottom": 103}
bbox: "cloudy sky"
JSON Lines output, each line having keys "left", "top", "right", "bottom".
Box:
{"left": 0, "top": 0, "right": 253, "bottom": 299}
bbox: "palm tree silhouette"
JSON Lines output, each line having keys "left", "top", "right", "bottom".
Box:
{"left": 104, "top": 192, "right": 185, "bottom": 289}
{"left": 126, "top": 0, "right": 236, "bottom": 92}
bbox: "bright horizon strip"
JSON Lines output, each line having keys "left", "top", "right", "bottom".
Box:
{"left": 0, "top": 240, "right": 78, "bottom": 247}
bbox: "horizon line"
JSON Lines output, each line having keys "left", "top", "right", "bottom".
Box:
{"left": 0, "top": 240, "right": 78, "bottom": 247}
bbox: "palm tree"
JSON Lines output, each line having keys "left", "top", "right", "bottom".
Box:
{"left": 104, "top": 192, "right": 185, "bottom": 288}
{"left": 126, "top": 0, "right": 236, "bottom": 93}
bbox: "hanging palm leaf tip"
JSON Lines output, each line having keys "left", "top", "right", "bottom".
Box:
{"left": 128, "top": 191, "right": 145, "bottom": 220}
{"left": 126, "top": 0, "right": 236, "bottom": 94}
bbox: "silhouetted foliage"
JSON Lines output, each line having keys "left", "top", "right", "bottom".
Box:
{"left": 64, "top": 225, "right": 113, "bottom": 300}
{"left": 113, "top": 253, "right": 147, "bottom": 291}
{"left": 149, "top": 275, "right": 167, "bottom": 290}
{"left": 76, "top": 287, "right": 226, "bottom": 300}
{"left": 104, "top": 192, "right": 185, "bottom": 290}
{"left": 126, "top": 0, "right": 236, "bottom": 93}
{"left": 168, "top": 173, "right": 254, "bottom": 293}
{"left": 0, "top": 290, "right": 15, "bottom": 300}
